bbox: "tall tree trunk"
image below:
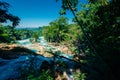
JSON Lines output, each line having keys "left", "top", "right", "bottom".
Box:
{"left": 66, "top": 0, "right": 97, "bottom": 54}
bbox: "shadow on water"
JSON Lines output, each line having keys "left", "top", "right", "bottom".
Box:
{"left": 1, "top": 37, "right": 118, "bottom": 80}
{"left": 0, "top": 46, "right": 37, "bottom": 59}
{"left": 0, "top": 46, "right": 80, "bottom": 80}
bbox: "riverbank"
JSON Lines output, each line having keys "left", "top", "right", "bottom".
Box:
{"left": 0, "top": 43, "right": 81, "bottom": 80}
{"left": 0, "top": 42, "right": 75, "bottom": 59}
{"left": 0, "top": 43, "right": 37, "bottom": 59}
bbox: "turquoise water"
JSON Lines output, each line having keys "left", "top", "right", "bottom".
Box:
{"left": 17, "top": 36, "right": 74, "bottom": 59}
{"left": 0, "top": 37, "right": 75, "bottom": 79}
{"left": 31, "top": 49, "right": 38, "bottom": 53}
{"left": 17, "top": 39, "right": 31, "bottom": 45}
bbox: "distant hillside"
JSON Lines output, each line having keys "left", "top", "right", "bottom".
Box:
{"left": 15, "top": 27, "right": 43, "bottom": 31}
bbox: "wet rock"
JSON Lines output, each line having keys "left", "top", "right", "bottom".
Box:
{"left": 39, "top": 61, "right": 51, "bottom": 73}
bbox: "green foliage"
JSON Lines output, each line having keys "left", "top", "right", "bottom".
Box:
{"left": 74, "top": 72, "right": 86, "bottom": 80}
{"left": 29, "top": 27, "right": 42, "bottom": 42}
{"left": 0, "top": 1, "right": 20, "bottom": 43}
{"left": 31, "top": 32, "right": 39, "bottom": 42}
{"left": 14, "top": 29, "right": 30, "bottom": 40}
{"left": 42, "top": 16, "right": 69, "bottom": 43}
{"left": 0, "top": 24, "right": 38, "bottom": 43}
{"left": 0, "top": 1, "right": 20, "bottom": 27}
{"left": 0, "top": 25, "right": 12, "bottom": 43}
{"left": 0, "top": 33, "right": 11, "bottom": 43}
{"left": 56, "top": 0, "right": 78, "bottom": 15}
{"left": 27, "top": 70, "right": 54, "bottom": 80}
{"left": 57, "top": 0, "right": 120, "bottom": 79}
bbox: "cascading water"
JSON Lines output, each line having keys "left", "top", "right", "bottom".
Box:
{"left": 38, "top": 36, "right": 74, "bottom": 59}
{"left": 0, "top": 36, "right": 76, "bottom": 79}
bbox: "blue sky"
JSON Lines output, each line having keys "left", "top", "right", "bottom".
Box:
{"left": 1, "top": 0, "right": 87, "bottom": 28}
{"left": 1, "top": 0, "right": 74, "bottom": 28}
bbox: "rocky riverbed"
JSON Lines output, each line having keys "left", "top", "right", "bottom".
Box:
{"left": 0, "top": 37, "right": 81, "bottom": 80}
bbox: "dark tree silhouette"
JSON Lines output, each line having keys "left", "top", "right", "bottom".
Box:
{"left": 0, "top": 1, "right": 20, "bottom": 27}
{"left": 0, "top": 1, "right": 20, "bottom": 43}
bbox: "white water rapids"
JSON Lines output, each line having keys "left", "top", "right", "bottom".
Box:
{"left": 0, "top": 37, "right": 76, "bottom": 80}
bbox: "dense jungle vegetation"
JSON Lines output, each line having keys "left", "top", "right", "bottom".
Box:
{"left": 42, "top": 0, "right": 120, "bottom": 79}
{"left": 0, "top": 0, "right": 120, "bottom": 80}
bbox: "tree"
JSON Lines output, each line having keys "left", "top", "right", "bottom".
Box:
{"left": 0, "top": 1, "right": 20, "bottom": 42}
{"left": 56, "top": 0, "right": 120, "bottom": 79}
{"left": 42, "top": 16, "right": 69, "bottom": 43}
{"left": 0, "top": 1, "right": 20, "bottom": 27}
{"left": 56, "top": 0, "right": 97, "bottom": 54}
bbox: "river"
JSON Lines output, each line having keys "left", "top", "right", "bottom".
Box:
{"left": 0, "top": 37, "right": 77, "bottom": 80}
